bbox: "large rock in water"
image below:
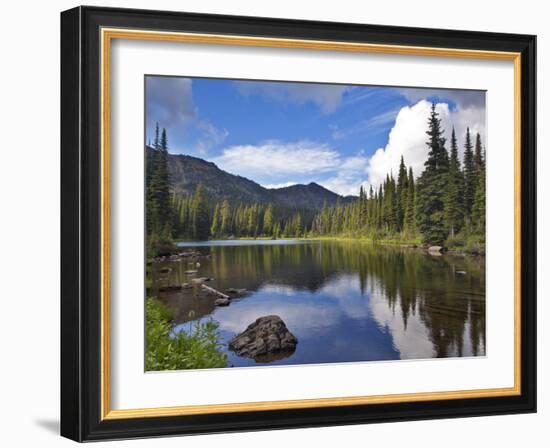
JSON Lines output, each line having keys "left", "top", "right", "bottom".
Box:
{"left": 228, "top": 315, "right": 297, "bottom": 359}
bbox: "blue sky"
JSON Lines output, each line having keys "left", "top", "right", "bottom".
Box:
{"left": 145, "top": 76, "right": 485, "bottom": 196}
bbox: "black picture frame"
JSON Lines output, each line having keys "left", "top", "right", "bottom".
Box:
{"left": 61, "top": 5, "right": 536, "bottom": 442}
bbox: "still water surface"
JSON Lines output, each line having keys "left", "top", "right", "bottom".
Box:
{"left": 152, "top": 240, "right": 485, "bottom": 367}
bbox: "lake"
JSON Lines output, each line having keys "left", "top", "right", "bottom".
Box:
{"left": 151, "top": 239, "right": 486, "bottom": 368}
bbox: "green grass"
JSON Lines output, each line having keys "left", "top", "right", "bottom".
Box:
{"left": 172, "top": 234, "right": 484, "bottom": 254}
{"left": 145, "top": 298, "right": 227, "bottom": 371}
{"left": 302, "top": 235, "right": 422, "bottom": 246}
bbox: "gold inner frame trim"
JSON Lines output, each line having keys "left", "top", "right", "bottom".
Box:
{"left": 100, "top": 27, "right": 522, "bottom": 421}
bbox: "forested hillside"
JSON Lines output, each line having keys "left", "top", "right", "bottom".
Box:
{"left": 146, "top": 104, "right": 485, "bottom": 253}
{"left": 150, "top": 146, "right": 351, "bottom": 207}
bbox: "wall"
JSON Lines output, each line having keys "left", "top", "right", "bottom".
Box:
{"left": 0, "top": 0, "right": 545, "bottom": 446}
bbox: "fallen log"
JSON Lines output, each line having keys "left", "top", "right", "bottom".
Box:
{"left": 226, "top": 288, "right": 247, "bottom": 295}
{"left": 201, "top": 284, "right": 230, "bottom": 300}
{"left": 191, "top": 277, "right": 213, "bottom": 285}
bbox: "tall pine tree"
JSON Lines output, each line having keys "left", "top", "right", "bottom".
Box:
{"left": 471, "top": 142, "right": 486, "bottom": 235}
{"left": 474, "top": 132, "right": 484, "bottom": 176}
{"left": 263, "top": 204, "right": 274, "bottom": 236}
{"left": 210, "top": 203, "right": 220, "bottom": 237}
{"left": 148, "top": 126, "right": 172, "bottom": 234}
{"left": 444, "top": 127, "right": 464, "bottom": 238}
{"left": 396, "top": 155, "right": 408, "bottom": 231}
{"left": 192, "top": 184, "right": 210, "bottom": 240}
{"left": 404, "top": 167, "right": 415, "bottom": 235}
{"left": 415, "top": 103, "right": 450, "bottom": 245}
{"left": 463, "top": 127, "right": 476, "bottom": 219}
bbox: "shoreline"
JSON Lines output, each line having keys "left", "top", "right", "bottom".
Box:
{"left": 170, "top": 235, "right": 484, "bottom": 256}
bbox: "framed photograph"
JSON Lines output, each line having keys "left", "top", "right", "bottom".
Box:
{"left": 61, "top": 6, "right": 536, "bottom": 441}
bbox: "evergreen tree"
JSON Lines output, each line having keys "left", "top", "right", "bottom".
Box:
{"left": 415, "top": 103, "right": 450, "bottom": 245}
{"left": 145, "top": 122, "right": 161, "bottom": 234}
{"left": 263, "top": 204, "right": 274, "bottom": 236}
{"left": 404, "top": 167, "right": 415, "bottom": 235}
{"left": 463, "top": 127, "right": 476, "bottom": 219}
{"left": 148, "top": 126, "right": 172, "bottom": 234}
{"left": 273, "top": 222, "right": 281, "bottom": 239}
{"left": 292, "top": 213, "right": 302, "bottom": 237}
{"left": 474, "top": 132, "right": 484, "bottom": 175}
{"left": 153, "top": 122, "right": 160, "bottom": 149}
{"left": 383, "top": 174, "right": 397, "bottom": 231}
{"left": 210, "top": 203, "right": 220, "bottom": 237}
{"left": 444, "top": 128, "right": 464, "bottom": 238}
{"left": 471, "top": 147, "right": 486, "bottom": 234}
{"left": 396, "top": 156, "right": 408, "bottom": 231}
{"left": 219, "top": 200, "right": 232, "bottom": 236}
{"left": 192, "top": 184, "right": 210, "bottom": 240}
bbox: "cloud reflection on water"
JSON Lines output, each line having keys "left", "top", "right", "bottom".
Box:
{"left": 162, "top": 241, "right": 485, "bottom": 367}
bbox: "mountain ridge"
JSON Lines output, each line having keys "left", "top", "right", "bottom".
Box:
{"left": 147, "top": 146, "right": 355, "bottom": 209}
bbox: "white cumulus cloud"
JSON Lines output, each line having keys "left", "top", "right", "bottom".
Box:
{"left": 319, "top": 153, "right": 370, "bottom": 196}
{"left": 365, "top": 100, "right": 485, "bottom": 188}
{"left": 211, "top": 98, "right": 485, "bottom": 197}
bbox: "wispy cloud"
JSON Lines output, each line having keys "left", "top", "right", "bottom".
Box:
{"left": 213, "top": 140, "right": 371, "bottom": 196}
{"left": 194, "top": 119, "right": 229, "bottom": 156}
{"left": 233, "top": 80, "right": 350, "bottom": 114}
{"left": 341, "top": 87, "right": 378, "bottom": 106}
{"left": 331, "top": 107, "right": 400, "bottom": 140}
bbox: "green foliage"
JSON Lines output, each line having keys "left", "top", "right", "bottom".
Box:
{"left": 474, "top": 132, "right": 484, "bottom": 175}
{"left": 263, "top": 203, "right": 274, "bottom": 235}
{"left": 396, "top": 155, "right": 408, "bottom": 230}
{"left": 172, "top": 191, "right": 311, "bottom": 240}
{"left": 192, "top": 184, "right": 210, "bottom": 240}
{"left": 144, "top": 116, "right": 485, "bottom": 250}
{"left": 415, "top": 104, "right": 450, "bottom": 245}
{"left": 403, "top": 167, "right": 416, "bottom": 236}
{"left": 445, "top": 233, "right": 466, "bottom": 249}
{"left": 146, "top": 123, "right": 173, "bottom": 241}
{"left": 444, "top": 128, "right": 464, "bottom": 237}
{"left": 471, "top": 151, "right": 486, "bottom": 235}
{"left": 465, "top": 234, "right": 485, "bottom": 255}
{"left": 146, "top": 223, "right": 174, "bottom": 257}
{"left": 463, "top": 127, "right": 476, "bottom": 218}
{"left": 210, "top": 202, "right": 220, "bottom": 236}
{"left": 219, "top": 200, "right": 232, "bottom": 235}
{"left": 145, "top": 298, "right": 227, "bottom": 371}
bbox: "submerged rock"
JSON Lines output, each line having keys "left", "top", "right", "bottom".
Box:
{"left": 228, "top": 315, "right": 297, "bottom": 359}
